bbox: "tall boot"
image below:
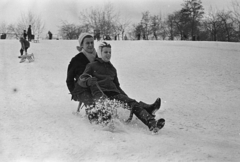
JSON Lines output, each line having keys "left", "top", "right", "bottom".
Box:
{"left": 132, "top": 104, "right": 156, "bottom": 129}
{"left": 149, "top": 118, "right": 165, "bottom": 133}
{"left": 139, "top": 98, "right": 161, "bottom": 117}
{"left": 132, "top": 104, "right": 165, "bottom": 132}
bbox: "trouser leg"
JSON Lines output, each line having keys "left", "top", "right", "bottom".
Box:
{"left": 28, "top": 35, "right": 31, "bottom": 41}
{"left": 72, "top": 89, "right": 94, "bottom": 107}
{"left": 89, "top": 83, "right": 106, "bottom": 101}
{"left": 139, "top": 98, "right": 161, "bottom": 117}
{"left": 20, "top": 49, "right": 23, "bottom": 55}
{"left": 78, "top": 91, "right": 94, "bottom": 106}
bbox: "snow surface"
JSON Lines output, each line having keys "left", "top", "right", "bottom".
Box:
{"left": 1, "top": 39, "right": 240, "bottom": 162}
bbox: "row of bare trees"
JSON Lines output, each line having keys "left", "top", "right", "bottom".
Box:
{"left": 131, "top": 0, "right": 240, "bottom": 41}
{"left": 202, "top": 3, "right": 240, "bottom": 41}
{"left": 58, "top": 3, "right": 130, "bottom": 40}
{"left": 58, "top": 0, "right": 240, "bottom": 42}
{"left": 0, "top": 11, "right": 45, "bottom": 39}
{"left": 1, "top": 0, "right": 239, "bottom": 41}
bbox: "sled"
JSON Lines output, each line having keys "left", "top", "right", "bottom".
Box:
{"left": 19, "top": 53, "right": 35, "bottom": 63}
{"left": 75, "top": 98, "right": 133, "bottom": 123}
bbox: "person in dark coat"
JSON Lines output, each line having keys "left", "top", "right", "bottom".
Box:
{"left": 18, "top": 37, "right": 30, "bottom": 58}
{"left": 66, "top": 33, "right": 97, "bottom": 106}
{"left": 23, "top": 30, "right": 27, "bottom": 40}
{"left": 27, "top": 25, "right": 32, "bottom": 41}
{"left": 78, "top": 42, "right": 164, "bottom": 133}
{"left": 48, "top": 31, "right": 52, "bottom": 40}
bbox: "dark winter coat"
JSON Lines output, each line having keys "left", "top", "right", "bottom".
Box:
{"left": 23, "top": 32, "right": 27, "bottom": 39}
{"left": 66, "top": 52, "right": 91, "bottom": 96}
{"left": 80, "top": 58, "right": 126, "bottom": 95}
{"left": 20, "top": 39, "right": 30, "bottom": 49}
{"left": 27, "top": 27, "right": 32, "bottom": 36}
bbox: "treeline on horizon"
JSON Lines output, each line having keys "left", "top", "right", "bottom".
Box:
{"left": 1, "top": 0, "right": 240, "bottom": 42}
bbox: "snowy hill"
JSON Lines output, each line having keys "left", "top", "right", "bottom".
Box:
{"left": 1, "top": 39, "right": 240, "bottom": 162}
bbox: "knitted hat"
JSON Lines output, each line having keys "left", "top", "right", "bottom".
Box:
{"left": 78, "top": 33, "right": 92, "bottom": 46}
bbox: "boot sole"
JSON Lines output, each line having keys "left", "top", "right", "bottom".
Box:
{"left": 152, "top": 118, "right": 165, "bottom": 133}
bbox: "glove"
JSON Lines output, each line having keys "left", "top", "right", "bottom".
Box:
{"left": 87, "top": 77, "right": 97, "bottom": 86}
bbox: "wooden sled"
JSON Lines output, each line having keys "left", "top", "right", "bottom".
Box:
{"left": 19, "top": 53, "right": 35, "bottom": 63}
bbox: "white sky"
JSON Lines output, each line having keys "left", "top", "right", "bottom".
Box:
{"left": 0, "top": 0, "right": 234, "bottom": 35}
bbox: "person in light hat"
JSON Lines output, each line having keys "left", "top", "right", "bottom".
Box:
{"left": 78, "top": 42, "right": 164, "bottom": 133}
{"left": 66, "top": 33, "right": 97, "bottom": 105}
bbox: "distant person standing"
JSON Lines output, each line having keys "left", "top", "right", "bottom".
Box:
{"left": 23, "top": 30, "right": 27, "bottom": 40}
{"left": 48, "top": 31, "right": 52, "bottom": 40}
{"left": 27, "top": 25, "right": 32, "bottom": 41}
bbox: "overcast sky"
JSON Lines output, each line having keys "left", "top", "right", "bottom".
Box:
{"left": 0, "top": 0, "right": 234, "bottom": 35}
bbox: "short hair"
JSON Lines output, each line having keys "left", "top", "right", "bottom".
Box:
{"left": 99, "top": 42, "right": 111, "bottom": 52}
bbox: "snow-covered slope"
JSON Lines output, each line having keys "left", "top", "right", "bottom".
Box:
{"left": 1, "top": 39, "right": 240, "bottom": 162}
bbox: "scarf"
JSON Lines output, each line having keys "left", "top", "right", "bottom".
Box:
{"left": 82, "top": 49, "right": 97, "bottom": 63}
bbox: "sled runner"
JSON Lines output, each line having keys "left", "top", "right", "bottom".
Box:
{"left": 18, "top": 53, "right": 34, "bottom": 63}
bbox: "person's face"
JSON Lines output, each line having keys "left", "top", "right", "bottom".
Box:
{"left": 82, "top": 37, "right": 94, "bottom": 53}
{"left": 101, "top": 47, "right": 111, "bottom": 62}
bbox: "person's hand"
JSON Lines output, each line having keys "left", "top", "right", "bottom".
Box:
{"left": 87, "top": 77, "right": 97, "bottom": 86}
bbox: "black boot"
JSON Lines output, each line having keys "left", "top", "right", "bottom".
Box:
{"left": 132, "top": 104, "right": 159, "bottom": 130}
{"left": 139, "top": 98, "right": 161, "bottom": 117}
{"left": 149, "top": 118, "right": 165, "bottom": 133}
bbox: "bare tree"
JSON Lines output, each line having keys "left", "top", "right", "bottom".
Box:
{"left": 141, "top": 11, "right": 151, "bottom": 40}
{"left": 150, "top": 15, "right": 160, "bottom": 40}
{"left": 172, "top": 10, "right": 191, "bottom": 40}
{"left": 217, "top": 10, "right": 235, "bottom": 41}
{"left": 116, "top": 17, "right": 131, "bottom": 40}
{"left": 181, "top": 0, "right": 204, "bottom": 40}
{"left": 58, "top": 21, "right": 82, "bottom": 39}
{"left": 79, "top": 2, "right": 120, "bottom": 38}
{"left": 6, "top": 11, "right": 44, "bottom": 39}
{"left": 20, "top": 11, "right": 45, "bottom": 38}
{"left": 7, "top": 24, "right": 20, "bottom": 38}
{"left": 149, "top": 14, "right": 169, "bottom": 40}
{"left": 158, "top": 14, "right": 169, "bottom": 40}
{"left": 202, "top": 6, "right": 222, "bottom": 41}
{"left": 166, "top": 14, "right": 176, "bottom": 40}
{"left": 159, "top": 20, "right": 169, "bottom": 40}
{"left": 0, "top": 22, "right": 8, "bottom": 33}
{"left": 131, "top": 23, "right": 143, "bottom": 40}
{"left": 231, "top": 0, "right": 240, "bottom": 41}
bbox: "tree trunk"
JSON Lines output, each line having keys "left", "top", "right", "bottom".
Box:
{"left": 154, "top": 32, "right": 158, "bottom": 40}
{"left": 238, "top": 24, "right": 240, "bottom": 42}
{"left": 192, "top": 20, "right": 195, "bottom": 41}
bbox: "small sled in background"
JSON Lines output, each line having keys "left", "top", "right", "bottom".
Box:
{"left": 18, "top": 53, "right": 35, "bottom": 63}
